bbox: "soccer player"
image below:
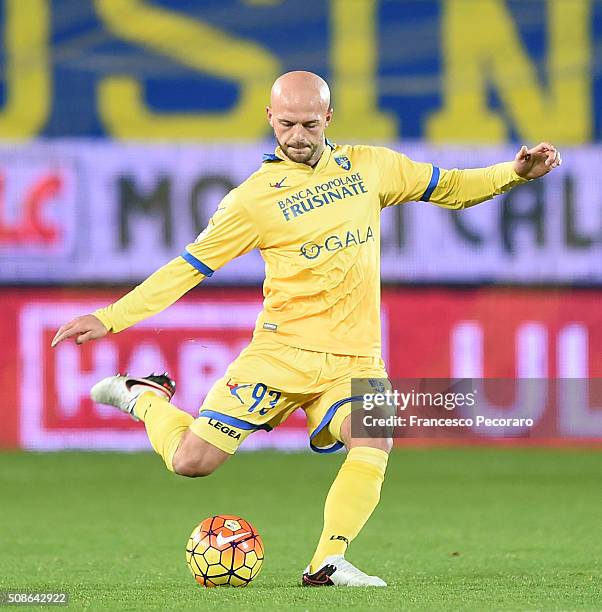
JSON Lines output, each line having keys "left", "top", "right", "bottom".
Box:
{"left": 51, "top": 71, "right": 561, "bottom": 587}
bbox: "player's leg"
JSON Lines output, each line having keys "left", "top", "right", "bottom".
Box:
{"left": 92, "top": 338, "right": 304, "bottom": 478}
{"left": 136, "top": 389, "right": 231, "bottom": 477}
{"left": 303, "top": 371, "right": 392, "bottom": 587}
{"left": 170, "top": 430, "right": 230, "bottom": 477}
{"left": 90, "top": 373, "right": 230, "bottom": 476}
{"left": 176, "top": 373, "right": 300, "bottom": 476}
{"left": 176, "top": 336, "right": 311, "bottom": 476}
{"left": 304, "top": 415, "right": 391, "bottom": 586}
{"left": 327, "top": 410, "right": 392, "bottom": 553}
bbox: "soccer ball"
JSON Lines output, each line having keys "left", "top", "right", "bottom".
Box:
{"left": 186, "top": 515, "right": 264, "bottom": 588}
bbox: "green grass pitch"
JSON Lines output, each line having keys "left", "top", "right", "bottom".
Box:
{"left": 1, "top": 448, "right": 601, "bottom": 611}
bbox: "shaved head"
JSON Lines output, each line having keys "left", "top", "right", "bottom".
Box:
{"left": 267, "top": 71, "right": 333, "bottom": 166}
{"left": 270, "top": 71, "right": 331, "bottom": 111}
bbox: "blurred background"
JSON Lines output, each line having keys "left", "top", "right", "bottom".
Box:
{"left": 1, "top": 0, "right": 602, "bottom": 451}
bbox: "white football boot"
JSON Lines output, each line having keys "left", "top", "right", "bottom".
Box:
{"left": 90, "top": 373, "right": 176, "bottom": 421}
{"left": 302, "top": 555, "right": 387, "bottom": 587}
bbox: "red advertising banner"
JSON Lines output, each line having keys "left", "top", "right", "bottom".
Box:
{"left": 1, "top": 288, "right": 602, "bottom": 450}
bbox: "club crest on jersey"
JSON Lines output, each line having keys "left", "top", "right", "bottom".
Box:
{"left": 335, "top": 156, "right": 351, "bottom": 171}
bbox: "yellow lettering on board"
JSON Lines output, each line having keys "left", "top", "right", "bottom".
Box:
{"left": 328, "top": 0, "right": 396, "bottom": 141}
{"left": 427, "top": 0, "right": 591, "bottom": 144}
{"left": 0, "top": 0, "right": 49, "bottom": 139}
{"left": 95, "top": 0, "right": 280, "bottom": 140}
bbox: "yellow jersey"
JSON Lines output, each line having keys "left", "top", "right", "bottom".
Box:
{"left": 95, "top": 141, "right": 525, "bottom": 357}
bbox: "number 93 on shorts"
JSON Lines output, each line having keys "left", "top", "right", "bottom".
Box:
{"left": 187, "top": 336, "right": 390, "bottom": 454}
{"left": 188, "top": 372, "right": 390, "bottom": 455}
{"left": 188, "top": 376, "right": 300, "bottom": 454}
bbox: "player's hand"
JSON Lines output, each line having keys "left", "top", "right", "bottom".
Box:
{"left": 51, "top": 314, "right": 108, "bottom": 347}
{"left": 513, "top": 142, "right": 562, "bottom": 180}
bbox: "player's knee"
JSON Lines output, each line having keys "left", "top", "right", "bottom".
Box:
{"left": 343, "top": 437, "right": 393, "bottom": 454}
{"left": 351, "top": 437, "right": 393, "bottom": 454}
{"left": 373, "top": 436, "right": 394, "bottom": 454}
{"left": 172, "top": 440, "right": 222, "bottom": 477}
{"left": 172, "top": 430, "right": 229, "bottom": 477}
{"left": 172, "top": 452, "right": 217, "bottom": 478}
{"left": 339, "top": 414, "right": 393, "bottom": 453}
{"left": 347, "top": 436, "right": 393, "bottom": 454}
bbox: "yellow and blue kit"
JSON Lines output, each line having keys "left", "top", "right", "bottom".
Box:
{"left": 95, "top": 141, "right": 526, "bottom": 453}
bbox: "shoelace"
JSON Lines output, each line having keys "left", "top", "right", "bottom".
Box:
{"left": 334, "top": 558, "right": 371, "bottom": 581}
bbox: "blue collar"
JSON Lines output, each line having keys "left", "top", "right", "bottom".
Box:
{"left": 262, "top": 153, "right": 282, "bottom": 163}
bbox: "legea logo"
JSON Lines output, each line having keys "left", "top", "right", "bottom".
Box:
{"left": 299, "top": 226, "right": 374, "bottom": 259}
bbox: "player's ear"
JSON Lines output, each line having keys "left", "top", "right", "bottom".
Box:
{"left": 324, "top": 107, "right": 333, "bottom": 127}
{"left": 266, "top": 106, "right": 274, "bottom": 127}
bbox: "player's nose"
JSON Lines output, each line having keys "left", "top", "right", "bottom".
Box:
{"left": 290, "top": 135, "right": 309, "bottom": 148}
{"left": 289, "top": 126, "right": 308, "bottom": 145}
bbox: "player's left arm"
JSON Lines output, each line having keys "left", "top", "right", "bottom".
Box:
{"left": 377, "top": 142, "right": 562, "bottom": 209}
{"left": 429, "top": 142, "right": 562, "bottom": 210}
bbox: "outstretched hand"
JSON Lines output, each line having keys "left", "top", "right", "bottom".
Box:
{"left": 513, "top": 142, "right": 562, "bottom": 180}
{"left": 51, "top": 314, "right": 108, "bottom": 347}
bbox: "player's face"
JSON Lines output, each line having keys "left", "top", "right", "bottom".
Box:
{"left": 267, "top": 104, "right": 332, "bottom": 166}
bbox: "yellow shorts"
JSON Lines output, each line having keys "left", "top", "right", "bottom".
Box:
{"left": 188, "top": 334, "right": 389, "bottom": 454}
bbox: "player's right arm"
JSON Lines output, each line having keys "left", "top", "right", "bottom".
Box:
{"left": 51, "top": 191, "right": 260, "bottom": 347}
{"left": 50, "top": 257, "right": 205, "bottom": 347}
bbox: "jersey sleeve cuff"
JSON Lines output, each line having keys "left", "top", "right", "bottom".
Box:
{"left": 511, "top": 169, "right": 529, "bottom": 183}
{"left": 181, "top": 250, "right": 215, "bottom": 277}
{"left": 420, "top": 165, "right": 441, "bottom": 201}
{"left": 93, "top": 308, "right": 113, "bottom": 332}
